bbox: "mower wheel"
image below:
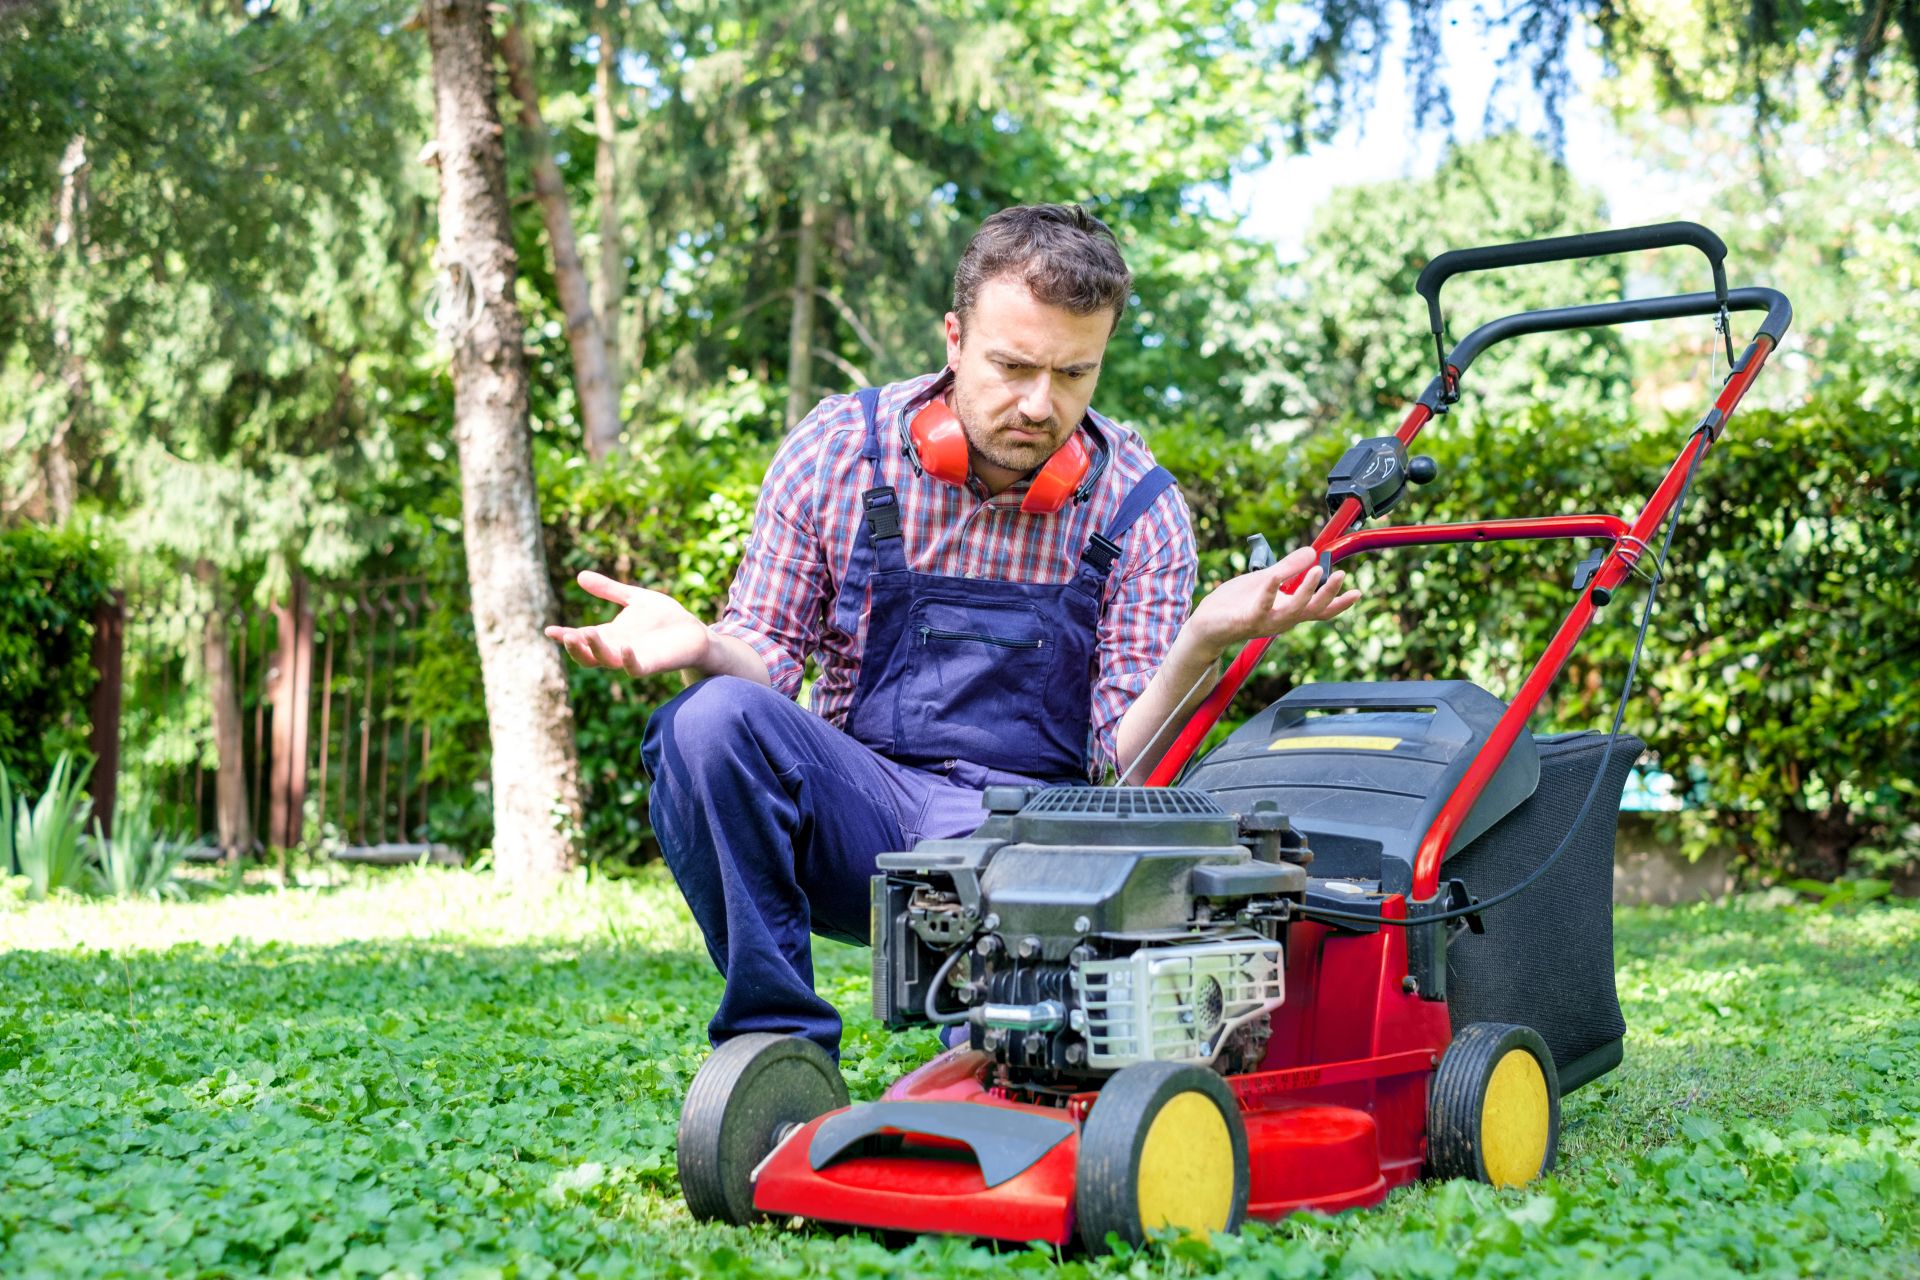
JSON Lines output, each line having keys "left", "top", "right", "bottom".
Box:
{"left": 676, "top": 1033, "right": 848, "bottom": 1224}
{"left": 1428, "top": 1022, "right": 1560, "bottom": 1188}
{"left": 1074, "top": 1061, "right": 1249, "bottom": 1254}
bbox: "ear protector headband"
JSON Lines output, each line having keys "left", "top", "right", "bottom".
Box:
{"left": 901, "top": 399, "right": 1111, "bottom": 514}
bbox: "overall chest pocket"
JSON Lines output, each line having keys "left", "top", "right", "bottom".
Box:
{"left": 910, "top": 600, "right": 1052, "bottom": 654}
{"left": 894, "top": 598, "right": 1063, "bottom": 763}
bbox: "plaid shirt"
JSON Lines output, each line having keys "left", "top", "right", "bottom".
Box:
{"left": 713, "top": 370, "right": 1197, "bottom": 775}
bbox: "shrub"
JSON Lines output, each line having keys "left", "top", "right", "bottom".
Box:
{"left": 1148, "top": 386, "right": 1920, "bottom": 878}
{"left": 1, "top": 752, "right": 96, "bottom": 900}
{"left": 388, "top": 381, "right": 1917, "bottom": 879}
{"left": 89, "top": 792, "right": 191, "bottom": 900}
{"left": 540, "top": 426, "right": 777, "bottom": 867}
{"left": 395, "top": 416, "right": 780, "bottom": 865}
{"left": 0, "top": 523, "right": 115, "bottom": 782}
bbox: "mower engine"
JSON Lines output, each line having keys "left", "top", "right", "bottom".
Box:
{"left": 870, "top": 786, "right": 1310, "bottom": 1089}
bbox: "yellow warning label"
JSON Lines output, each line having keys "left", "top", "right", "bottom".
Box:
{"left": 1268, "top": 735, "right": 1403, "bottom": 752}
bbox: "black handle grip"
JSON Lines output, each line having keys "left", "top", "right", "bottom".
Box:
{"left": 1415, "top": 221, "right": 1730, "bottom": 336}
{"left": 1412, "top": 287, "right": 1792, "bottom": 411}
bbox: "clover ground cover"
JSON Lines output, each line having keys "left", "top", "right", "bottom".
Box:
{"left": 3, "top": 869, "right": 1917, "bottom": 1278}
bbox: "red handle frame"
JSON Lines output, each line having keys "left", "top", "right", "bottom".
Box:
{"left": 1147, "top": 333, "right": 1779, "bottom": 902}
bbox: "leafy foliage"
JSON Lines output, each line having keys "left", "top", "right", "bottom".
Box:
{"left": 386, "top": 373, "right": 1918, "bottom": 877}
{"left": 1300, "top": 0, "right": 1919, "bottom": 146}
{"left": 1, "top": 752, "right": 96, "bottom": 900}
{"left": 0, "top": 0, "right": 427, "bottom": 536}
{"left": 1785, "top": 875, "right": 1896, "bottom": 910}
{"left": 1149, "top": 384, "right": 1920, "bottom": 877}
{"left": 1609, "top": 85, "right": 1920, "bottom": 407}
{"left": 506, "top": 0, "right": 1311, "bottom": 438}
{"left": 5, "top": 0, "right": 1915, "bottom": 890}
{"left": 2, "top": 751, "right": 201, "bottom": 901}
{"left": 1243, "top": 134, "right": 1634, "bottom": 432}
{"left": 537, "top": 424, "right": 776, "bottom": 865}
{"left": 1593, "top": 0, "right": 1920, "bottom": 119}
{"left": 1, "top": 873, "right": 1917, "bottom": 1276}
{"left": 0, "top": 523, "right": 113, "bottom": 781}
{"left": 394, "top": 409, "right": 781, "bottom": 863}
{"left": 89, "top": 791, "right": 192, "bottom": 901}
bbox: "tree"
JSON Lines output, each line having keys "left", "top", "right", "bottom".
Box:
{"left": 0, "top": 0, "right": 419, "bottom": 479}
{"left": 639, "top": 0, "right": 1017, "bottom": 416}
{"left": 1240, "top": 134, "right": 1634, "bottom": 436}
{"left": 590, "top": 0, "right": 625, "bottom": 400}
{"left": 576, "top": 0, "right": 1311, "bottom": 439}
{"left": 1297, "top": 0, "right": 1918, "bottom": 146}
{"left": 1, "top": 0, "right": 435, "bottom": 854}
{"left": 1601, "top": 77, "right": 1920, "bottom": 406}
{"left": 501, "top": 14, "right": 624, "bottom": 460}
{"left": 1593, "top": 0, "right": 1920, "bottom": 120}
{"left": 423, "top": 0, "right": 585, "bottom": 882}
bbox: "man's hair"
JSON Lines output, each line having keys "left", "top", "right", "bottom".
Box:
{"left": 951, "top": 203, "right": 1132, "bottom": 336}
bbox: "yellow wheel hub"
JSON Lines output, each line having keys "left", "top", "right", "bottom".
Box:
{"left": 1135, "top": 1091, "right": 1236, "bottom": 1237}
{"left": 1480, "top": 1048, "right": 1551, "bottom": 1188}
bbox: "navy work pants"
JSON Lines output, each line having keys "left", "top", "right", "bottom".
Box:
{"left": 641, "top": 676, "right": 995, "bottom": 1058}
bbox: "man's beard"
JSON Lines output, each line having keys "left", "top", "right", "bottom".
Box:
{"left": 951, "top": 381, "right": 1066, "bottom": 474}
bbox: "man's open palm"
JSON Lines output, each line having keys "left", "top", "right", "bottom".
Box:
{"left": 1187, "top": 545, "right": 1362, "bottom": 652}
{"left": 545, "top": 571, "right": 712, "bottom": 678}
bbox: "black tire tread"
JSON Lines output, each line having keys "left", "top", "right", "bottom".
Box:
{"left": 676, "top": 1033, "right": 848, "bottom": 1224}
{"left": 1075, "top": 1061, "right": 1249, "bottom": 1254}
{"left": 1427, "top": 1021, "right": 1560, "bottom": 1185}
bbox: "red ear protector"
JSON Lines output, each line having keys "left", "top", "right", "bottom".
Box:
{"left": 902, "top": 399, "right": 1110, "bottom": 514}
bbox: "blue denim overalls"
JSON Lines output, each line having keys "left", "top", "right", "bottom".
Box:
{"left": 641, "top": 385, "right": 1177, "bottom": 1055}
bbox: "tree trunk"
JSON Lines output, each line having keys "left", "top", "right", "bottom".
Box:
{"left": 499, "top": 18, "right": 624, "bottom": 461}
{"left": 198, "top": 561, "right": 252, "bottom": 859}
{"left": 631, "top": 211, "right": 652, "bottom": 376}
{"left": 425, "top": 0, "right": 585, "bottom": 883}
{"left": 266, "top": 570, "right": 314, "bottom": 852}
{"left": 87, "top": 591, "right": 125, "bottom": 841}
{"left": 784, "top": 198, "right": 820, "bottom": 430}
{"left": 45, "top": 133, "right": 88, "bottom": 523}
{"left": 593, "top": 0, "right": 623, "bottom": 395}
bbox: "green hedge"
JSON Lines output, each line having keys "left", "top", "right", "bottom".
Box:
{"left": 397, "top": 428, "right": 779, "bottom": 866}
{"left": 1150, "top": 389, "right": 1919, "bottom": 877}
{"left": 400, "top": 386, "right": 1918, "bottom": 879}
{"left": 0, "top": 523, "right": 115, "bottom": 786}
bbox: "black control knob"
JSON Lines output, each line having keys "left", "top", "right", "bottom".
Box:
{"left": 1409, "top": 455, "right": 1439, "bottom": 484}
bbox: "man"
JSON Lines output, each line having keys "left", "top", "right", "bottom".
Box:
{"left": 547, "top": 204, "right": 1358, "bottom": 1058}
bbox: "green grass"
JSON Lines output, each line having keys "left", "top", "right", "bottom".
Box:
{"left": 3, "top": 868, "right": 1918, "bottom": 1279}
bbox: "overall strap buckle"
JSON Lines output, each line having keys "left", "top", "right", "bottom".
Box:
{"left": 1081, "top": 532, "right": 1122, "bottom": 574}
{"left": 862, "top": 486, "right": 902, "bottom": 540}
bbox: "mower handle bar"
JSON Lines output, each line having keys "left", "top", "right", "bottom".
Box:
{"left": 1414, "top": 287, "right": 1792, "bottom": 410}
{"left": 1415, "top": 221, "right": 1730, "bottom": 339}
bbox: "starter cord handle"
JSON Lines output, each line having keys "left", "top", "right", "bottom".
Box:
{"left": 1415, "top": 221, "right": 1730, "bottom": 338}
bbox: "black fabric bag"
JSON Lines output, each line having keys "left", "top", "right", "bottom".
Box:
{"left": 1442, "top": 731, "right": 1643, "bottom": 1092}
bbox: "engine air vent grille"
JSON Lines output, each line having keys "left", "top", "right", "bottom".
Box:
{"left": 1020, "top": 787, "right": 1224, "bottom": 817}
{"left": 1074, "top": 933, "right": 1286, "bottom": 1068}
{"left": 1010, "top": 786, "right": 1238, "bottom": 848}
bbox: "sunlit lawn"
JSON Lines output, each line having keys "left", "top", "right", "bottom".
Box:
{"left": 3, "top": 867, "right": 1917, "bottom": 1278}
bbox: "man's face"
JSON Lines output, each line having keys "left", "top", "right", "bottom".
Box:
{"left": 943, "top": 275, "right": 1112, "bottom": 489}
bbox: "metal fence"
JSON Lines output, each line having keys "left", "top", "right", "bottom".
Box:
{"left": 102, "top": 574, "right": 458, "bottom": 860}
{"left": 309, "top": 578, "right": 447, "bottom": 856}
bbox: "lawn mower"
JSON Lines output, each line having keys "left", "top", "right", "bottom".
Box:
{"left": 673, "top": 222, "right": 1793, "bottom": 1251}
